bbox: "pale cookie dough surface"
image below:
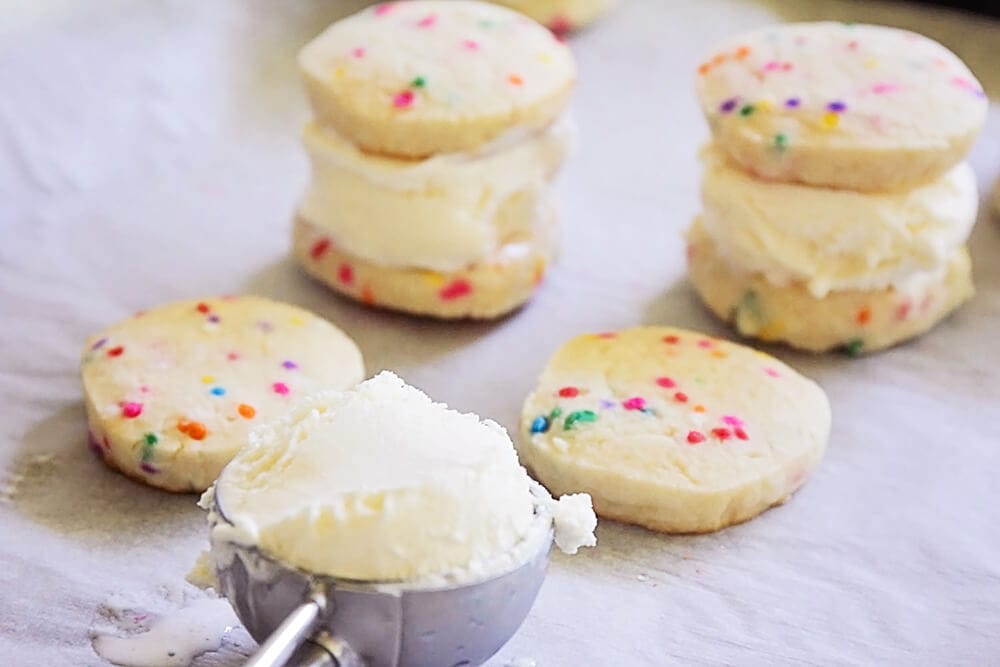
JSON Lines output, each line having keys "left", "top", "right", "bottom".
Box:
{"left": 490, "top": 0, "right": 617, "bottom": 35}
{"left": 700, "top": 144, "right": 978, "bottom": 298}
{"left": 696, "top": 22, "right": 988, "bottom": 191}
{"left": 686, "top": 220, "right": 974, "bottom": 355}
{"left": 293, "top": 208, "right": 558, "bottom": 320}
{"left": 299, "top": 0, "right": 576, "bottom": 158}
{"left": 80, "top": 297, "right": 364, "bottom": 492}
{"left": 519, "top": 327, "right": 831, "bottom": 534}
{"left": 299, "top": 114, "right": 572, "bottom": 272}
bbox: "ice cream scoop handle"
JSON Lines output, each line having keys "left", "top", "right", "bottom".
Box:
{"left": 244, "top": 593, "right": 326, "bottom": 667}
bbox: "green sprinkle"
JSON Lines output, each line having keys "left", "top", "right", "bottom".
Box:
{"left": 411, "top": 76, "right": 426, "bottom": 88}
{"left": 564, "top": 410, "right": 597, "bottom": 430}
{"left": 739, "top": 104, "right": 755, "bottom": 117}
{"left": 144, "top": 433, "right": 158, "bottom": 445}
{"left": 479, "top": 19, "right": 495, "bottom": 28}
{"left": 549, "top": 407, "right": 563, "bottom": 419}
{"left": 140, "top": 432, "right": 158, "bottom": 462}
{"left": 844, "top": 338, "right": 865, "bottom": 357}
{"left": 774, "top": 133, "right": 788, "bottom": 151}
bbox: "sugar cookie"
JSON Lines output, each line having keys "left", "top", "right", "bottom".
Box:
{"left": 490, "top": 0, "right": 617, "bottom": 36}
{"left": 686, "top": 219, "right": 974, "bottom": 354}
{"left": 696, "top": 22, "right": 987, "bottom": 191}
{"left": 81, "top": 297, "right": 364, "bottom": 492}
{"left": 293, "top": 208, "right": 557, "bottom": 319}
{"left": 299, "top": 0, "right": 575, "bottom": 158}
{"left": 519, "top": 327, "right": 830, "bottom": 533}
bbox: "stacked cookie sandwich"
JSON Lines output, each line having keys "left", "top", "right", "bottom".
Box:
{"left": 293, "top": 0, "right": 577, "bottom": 319}
{"left": 687, "top": 22, "right": 987, "bottom": 354}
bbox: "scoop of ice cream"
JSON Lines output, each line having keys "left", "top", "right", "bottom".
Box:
{"left": 207, "top": 371, "right": 595, "bottom": 582}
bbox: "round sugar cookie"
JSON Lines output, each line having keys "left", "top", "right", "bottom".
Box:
{"left": 81, "top": 297, "right": 364, "bottom": 492}
{"left": 489, "top": 0, "right": 617, "bottom": 36}
{"left": 299, "top": 0, "right": 575, "bottom": 158}
{"left": 519, "top": 327, "right": 831, "bottom": 533}
{"left": 686, "top": 219, "right": 974, "bottom": 354}
{"left": 293, "top": 206, "right": 558, "bottom": 320}
{"left": 696, "top": 22, "right": 987, "bottom": 191}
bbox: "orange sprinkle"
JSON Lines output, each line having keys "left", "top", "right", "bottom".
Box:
{"left": 735, "top": 45, "right": 752, "bottom": 59}
{"left": 177, "top": 419, "right": 190, "bottom": 434}
{"left": 711, "top": 53, "right": 728, "bottom": 65}
{"left": 361, "top": 285, "right": 376, "bottom": 305}
{"left": 238, "top": 404, "right": 256, "bottom": 419}
{"left": 694, "top": 404, "right": 706, "bottom": 413}
{"left": 507, "top": 74, "right": 524, "bottom": 86}
{"left": 711, "top": 349, "right": 728, "bottom": 359}
{"left": 186, "top": 421, "right": 208, "bottom": 440}
{"left": 697, "top": 63, "right": 711, "bottom": 75}
{"left": 856, "top": 306, "right": 872, "bottom": 325}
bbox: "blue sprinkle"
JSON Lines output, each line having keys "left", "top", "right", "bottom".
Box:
{"left": 210, "top": 386, "right": 226, "bottom": 396}
{"left": 530, "top": 416, "right": 550, "bottom": 434}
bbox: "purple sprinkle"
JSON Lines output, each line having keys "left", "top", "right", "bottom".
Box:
{"left": 140, "top": 462, "right": 159, "bottom": 474}
{"left": 257, "top": 320, "right": 274, "bottom": 333}
{"left": 719, "top": 97, "right": 739, "bottom": 113}
{"left": 88, "top": 433, "right": 104, "bottom": 459}
{"left": 599, "top": 399, "right": 617, "bottom": 409}
{"left": 827, "top": 100, "right": 847, "bottom": 112}
{"left": 282, "top": 360, "right": 298, "bottom": 370}
{"left": 91, "top": 337, "right": 108, "bottom": 351}
{"left": 207, "top": 314, "right": 220, "bottom": 323}
{"left": 784, "top": 97, "right": 801, "bottom": 108}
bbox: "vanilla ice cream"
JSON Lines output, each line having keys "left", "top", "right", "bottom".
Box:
{"left": 298, "top": 116, "right": 574, "bottom": 272}
{"left": 205, "top": 372, "right": 595, "bottom": 583}
{"left": 699, "top": 144, "right": 978, "bottom": 298}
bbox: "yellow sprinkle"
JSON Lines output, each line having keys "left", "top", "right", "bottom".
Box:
{"left": 821, "top": 112, "right": 840, "bottom": 130}
{"left": 422, "top": 271, "right": 446, "bottom": 288}
{"left": 333, "top": 66, "right": 346, "bottom": 80}
{"left": 538, "top": 52, "right": 553, "bottom": 64}
{"left": 289, "top": 316, "right": 305, "bottom": 326}
{"left": 756, "top": 99, "right": 773, "bottom": 112}
{"left": 864, "top": 58, "right": 878, "bottom": 69}
{"left": 759, "top": 321, "right": 786, "bottom": 340}
{"left": 201, "top": 375, "right": 214, "bottom": 384}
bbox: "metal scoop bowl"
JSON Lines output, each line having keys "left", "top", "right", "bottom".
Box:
{"left": 209, "top": 488, "right": 553, "bottom": 667}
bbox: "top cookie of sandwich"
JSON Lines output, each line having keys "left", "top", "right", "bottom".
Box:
{"left": 299, "top": 1, "right": 576, "bottom": 158}
{"left": 696, "top": 22, "right": 987, "bottom": 191}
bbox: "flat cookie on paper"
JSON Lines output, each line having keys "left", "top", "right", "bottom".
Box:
{"left": 519, "top": 327, "right": 830, "bottom": 533}
{"left": 81, "top": 296, "right": 364, "bottom": 492}
{"left": 299, "top": 0, "right": 575, "bottom": 158}
{"left": 696, "top": 22, "right": 987, "bottom": 191}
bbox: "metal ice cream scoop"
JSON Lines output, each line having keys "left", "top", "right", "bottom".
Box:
{"left": 209, "top": 488, "right": 552, "bottom": 667}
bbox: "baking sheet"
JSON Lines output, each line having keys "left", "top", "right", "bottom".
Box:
{"left": 2, "top": 0, "right": 999, "bottom": 665}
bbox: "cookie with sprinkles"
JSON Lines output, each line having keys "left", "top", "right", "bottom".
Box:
{"left": 299, "top": 0, "right": 575, "bottom": 158}
{"left": 81, "top": 297, "right": 364, "bottom": 492}
{"left": 293, "top": 199, "right": 558, "bottom": 319}
{"left": 519, "top": 327, "right": 830, "bottom": 533}
{"left": 685, "top": 218, "right": 974, "bottom": 355}
{"left": 488, "top": 0, "right": 618, "bottom": 38}
{"left": 696, "top": 22, "right": 987, "bottom": 191}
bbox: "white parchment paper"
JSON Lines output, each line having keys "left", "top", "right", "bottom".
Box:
{"left": 2, "top": 1, "right": 999, "bottom": 665}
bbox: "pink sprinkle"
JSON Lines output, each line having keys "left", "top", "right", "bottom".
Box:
{"left": 462, "top": 39, "right": 480, "bottom": 50}
{"left": 338, "top": 264, "right": 354, "bottom": 285}
{"left": 655, "top": 377, "right": 676, "bottom": 388}
{"left": 763, "top": 60, "right": 781, "bottom": 71}
{"left": 121, "top": 402, "right": 143, "bottom": 418}
{"left": 687, "top": 431, "right": 705, "bottom": 444}
{"left": 417, "top": 13, "right": 437, "bottom": 28}
{"left": 697, "top": 339, "right": 713, "bottom": 349}
{"left": 622, "top": 397, "right": 646, "bottom": 411}
{"left": 764, "top": 368, "right": 780, "bottom": 378}
{"left": 711, "top": 427, "right": 732, "bottom": 441}
{"left": 393, "top": 90, "right": 415, "bottom": 108}
{"left": 272, "top": 382, "right": 290, "bottom": 396}
{"left": 139, "top": 386, "right": 151, "bottom": 394}
{"left": 439, "top": 279, "right": 472, "bottom": 301}
{"left": 735, "top": 428, "right": 749, "bottom": 441}
{"left": 871, "top": 82, "right": 900, "bottom": 95}
{"left": 596, "top": 332, "right": 618, "bottom": 339}
{"left": 227, "top": 352, "right": 241, "bottom": 361}
{"left": 722, "top": 415, "right": 745, "bottom": 428}
{"left": 351, "top": 47, "right": 366, "bottom": 58}
{"left": 374, "top": 3, "right": 396, "bottom": 16}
